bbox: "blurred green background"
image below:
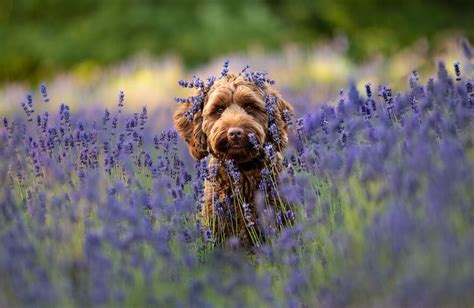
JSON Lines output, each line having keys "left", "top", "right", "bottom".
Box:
{"left": 1, "top": 0, "right": 473, "bottom": 84}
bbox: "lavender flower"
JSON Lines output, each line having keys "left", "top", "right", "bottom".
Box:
{"left": 221, "top": 59, "right": 230, "bottom": 77}
{"left": 204, "top": 229, "right": 214, "bottom": 243}
{"left": 139, "top": 106, "right": 147, "bottom": 130}
{"left": 26, "top": 94, "right": 33, "bottom": 109}
{"left": 41, "top": 112, "right": 49, "bottom": 133}
{"left": 269, "top": 123, "right": 281, "bottom": 146}
{"left": 210, "top": 162, "right": 218, "bottom": 179}
{"left": 225, "top": 159, "right": 240, "bottom": 185}
{"left": 102, "top": 108, "right": 110, "bottom": 128}
{"left": 264, "top": 143, "right": 275, "bottom": 162}
{"left": 365, "top": 83, "right": 372, "bottom": 98}
{"left": 1, "top": 47, "right": 473, "bottom": 308}
{"left": 244, "top": 70, "right": 275, "bottom": 88}
{"left": 239, "top": 64, "right": 250, "bottom": 76}
{"left": 118, "top": 90, "right": 125, "bottom": 111}
{"left": 283, "top": 109, "right": 293, "bottom": 126}
{"left": 454, "top": 61, "right": 461, "bottom": 81}
{"left": 265, "top": 94, "right": 277, "bottom": 122}
{"left": 40, "top": 83, "right": 50, "bottom": 103}
{"left": 248, "top": 133, "right": 260, "bottom": 150}
{"left": 242, "top": 203, "right": 254, "bottom": 227}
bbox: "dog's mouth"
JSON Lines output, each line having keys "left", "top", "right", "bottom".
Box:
{"left": 229, "top": 142, "right": 243, "bottom": 149}
{"left": 213, "top": 136, "right": 261, "bottom": 163}
{"left": 217, "top": 139, "right": 249, "bottom": 152}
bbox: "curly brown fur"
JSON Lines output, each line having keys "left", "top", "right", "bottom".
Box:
{"left": 174, "top": 73, "right": 294, "bottom": 248}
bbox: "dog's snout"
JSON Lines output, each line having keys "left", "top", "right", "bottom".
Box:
{"left": 227, "top": 127, "right": 244, "bottom": 141}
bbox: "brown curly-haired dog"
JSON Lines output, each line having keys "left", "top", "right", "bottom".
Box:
{"left": 174, "top": 73, "right": 294, "bottom": 247}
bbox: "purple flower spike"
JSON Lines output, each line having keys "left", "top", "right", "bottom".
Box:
{"left": 118, "top": 90, "right": 125, "bottom": 111}
{"left": 40, "top": 83, "right": 50, "bottom": 103}
{"left": 248, "top": 133, "right": 260, "bottom": 150}
{"left": 454, "top": 62, "right": 461, "bottom": 81}
{"left": 221, "top": 59, "right": 230, "bottom": 77}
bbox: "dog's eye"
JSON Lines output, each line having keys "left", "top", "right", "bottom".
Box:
{"left": 244, "top": 105, "right": 254, "bottom": 113}
{"left": 215, "top": 107, "right": 224, "bottom": 115}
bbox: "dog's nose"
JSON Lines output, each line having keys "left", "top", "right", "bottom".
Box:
{"left": 227, "top": 127, "right": 244, "bottom": 141}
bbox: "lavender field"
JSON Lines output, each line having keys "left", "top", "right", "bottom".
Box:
{"left": 1, "top": 38, "right": 474, "bottom": 307}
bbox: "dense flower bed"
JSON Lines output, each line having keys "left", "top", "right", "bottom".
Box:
{"left": 1, "top": 42, "right": 473, "bottom": 307}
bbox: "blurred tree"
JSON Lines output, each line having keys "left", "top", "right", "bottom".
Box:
{"left": 268, "top": 0, "right": 474, "bottom": 58}
{"left": 0, "top": 0, "right": 472, "bottom": 83}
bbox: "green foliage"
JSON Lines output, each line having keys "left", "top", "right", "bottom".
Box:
{"left": 1, "top": 0, "right": 473, "bottom": 83}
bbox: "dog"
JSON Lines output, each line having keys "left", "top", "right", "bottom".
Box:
{"left": 174, "top": 73, "right": 294, "bottom": 248}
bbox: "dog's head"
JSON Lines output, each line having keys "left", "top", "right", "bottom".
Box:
{"left": 174, "top": 73, "right": 294, "bottom": 163}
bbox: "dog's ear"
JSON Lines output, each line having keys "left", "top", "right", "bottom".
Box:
{"left": 174, "top": 102, "right": 209, "bottom": 160}
{"left": 267, "top": 88, "right": 294, "bottom": 151}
